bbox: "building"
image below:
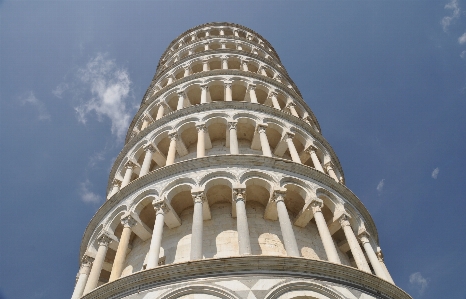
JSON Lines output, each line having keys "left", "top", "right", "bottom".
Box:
{"left": 71, "top": 22, "right": 412, "bottom": 299}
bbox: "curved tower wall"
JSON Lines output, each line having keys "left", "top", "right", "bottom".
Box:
{"left": 71, "top": 22, "right": 412, "bottom": 299}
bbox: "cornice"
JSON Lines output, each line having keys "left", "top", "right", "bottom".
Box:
{"left": 130, "top": 70, "right": 320, "bottom": 142}
{"left": 120, "top": 103, "right": 335, "bottom": 183}
{"left": 81, "top": 256, "right": 412, "bottom": 299}
{"left": 81, "top": 155, "right": 375, "bottom": 260}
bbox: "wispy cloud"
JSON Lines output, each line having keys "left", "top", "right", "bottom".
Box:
{"left": 52, "top": 82, "right": 69, "bottom": 99}
{"left": 376, "top": 179, "right": 385, "bottom": 194}
{"left": 20, "top": 91, "right": 51, "bottom": 121}
{"left": 441, "top": 0, "right": 461, "bottom": 32}
{"left": 431, "top": 167, "right": 440, "bottom": 179}
{"left": 458, "top": 32, "right": 466, "bottom": 44}
{"left": 461, "top": 50, "right": 466, "bottom": 59}
{"left": 79, "top": 180, "right": 102, "bottom": 203}
{"left": 409, "top": 272, "right": 428, "bottom": 295}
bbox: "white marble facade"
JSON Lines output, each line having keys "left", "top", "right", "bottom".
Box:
{"left": 71, "top": 22, "right": 411, "bottom": 299}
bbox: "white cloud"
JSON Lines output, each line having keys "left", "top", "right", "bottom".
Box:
{"left": 441, "top": 0, "right": 461, "bottom": 32}
{"left": 431, "top": 167, "right": 440, "bottom": 179}
{"left": 461, "top": 50, "right": 466, "bottom": 59}
{"left": 458, "top": 32, "right": 466, "bottom": 44}
{"left": 52, "top": 82, "right": 69, "bottom": 99}
{"left": 20, "top": 91, "right": 51, "bottom": 120}
{"left": 376, "top": 179, "right": 385, "bottom": 194}
{"left": 409, "top": 272, "right": 428, "bottom": 295}
{"left": 75, "top": 53, "right": 134, "bottom": 141}
{"left": 79, "top": 180, "right": 102, "bottom": 203}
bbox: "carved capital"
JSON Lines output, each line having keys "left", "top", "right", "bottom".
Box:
{"left": 196, "top": 123, "right": 207, "bottom": 132}
{"left": 153, "top": 198, "right": 170, "bottom": 215}
{"left": 257, "top": 124, "right": 268, "bottom": 134}
{"left": 81, "top": 255, "right": 94, "bottom": 267}
{"left": 143, "top": 143, "right": 157, "bottom": 153}
{"left": 191, "top": 191, "right": 206, "bottom": 204}
{"left": 304, "top": 145, "right": 318, "bottom": 154}
{"left": 177, "top": 91, "right": 185, "bottom": 98}
{"left": 309, "top": 198, "right": 323, "bottom": 213}
{"left": 285, "top": 101, "right": 296, "bottom": 109}
{"left": 324, "top": 162, "right": 335, "bottom": 171}
{"left": 224, "top": 81, "right": 232, "bottom": 88}
{"left": 228, "top": 121, "right": 237, "bottom": 130}
{"left": 268, "top": 91, "right": 278, "bottom": 98}
{"left": 248, "top": 83, "right": 256, "bottom": 90}
{"left": 112, "top": 179, "right": 122, "bottom": 187}
{"left": 339, "top": 214, "right": 351, "bottom": 227}
{"left": 200, "top": 84, "right": 209, "bottom": 90}
{"left": 97, "top": 234, "right": 112, "bottom": 247}
{"left": 168, "top": 131, "right": 178, "bottom": 141}
{"left": 272, "top": 190, "right": 286, "bottom": 203}
{"left": 359, "top": 231, "right": 370, "bottom": 244}
{"left": 285, "top": 132, "right": 295, "bottom": 140}
{"left": 121, "top": 214, "right": 137, "bottom": 228}
{"left": 376, "top": 248, "right": 385, "bottom": 262}
{"left": 233, "top": 188, "right": 246, "bottom": 202}
{"left": 124, "top": 160, "right": 138, "bottom": 169}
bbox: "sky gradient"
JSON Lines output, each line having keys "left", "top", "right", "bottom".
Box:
{"left": 1, "top": 1, "right": 465, "bottom": 298}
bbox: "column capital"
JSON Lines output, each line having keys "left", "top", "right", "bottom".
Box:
{"left": 257, "top": 123, "right": 268, "bottom": 133}
{"left": 233, "top": 188, "right": 246, "bottom": 202}
{"left": 228, "top": 121, "right": 238, "bottom": 130}
{"left": 152, "top": 198, "right": 170, "bottom": 215}
{"left": 168, "top": 131, "right": 179, "bottom": 141}
{"left": 195, "top": 123, "right": 207, "bottom": 132}
{"left": 304, "top": 145, "right": 318, "bottom": 154}
{"left": 338, "top": 213, "right": 352, "bottom": 227}
{"left": 358, "top": 231, "right": 371, "bottom": 244}
{"left": 112, "top": 179, "right": 122, "bottom": 187}
{"left": 224, "top": 81, "right": 232, "bottom": 88}
{"left": 143, "top": 143, "right": 157, "bottom": 153}
{"left": 81, "top": 255, "right": 94, "bottom": 266}
{"left": 177, "top": 90, "right": 186, "bottom": 98}
{"left": 324, "top": 161, "right": 335, "bottom": 170}
{"left": 124, "top": 160, "right": 139, "bottom": 169}
{"left": 121, "top": 214, "right": 137, "bottom": 228}
{"left": 268, "top": 91, "right": 278, "bottom": 98}
{"left": 284, "top": 131, "right": 295, "bottom": 140}
{"left": 285, "top": 101, "right": 296, "bottom": 108}
{"left": 247, "top": 83, "right": 256, "bottom": 90}
{"left": 272, "top": 189, "right": 287, "bottom": 203}
{"left": 191, "top": 190, "right": 206, "bottom": 204}
{"left": 309, "top": 198, "right": 323, "bottom": 213}
{"left": 200, "top": 83, "right": 209, "bottom": 90}
{"left": 182, "top": 64, "right": 190, "bottom": 70}
{"left": 97, "top": 233, "right": 113, "bottom": 247}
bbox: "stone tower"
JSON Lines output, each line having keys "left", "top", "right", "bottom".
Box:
{"left": 72, "top": 22, "right": 412, "bottom": 299}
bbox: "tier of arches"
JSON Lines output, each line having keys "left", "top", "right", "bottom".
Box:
{"left": 73, "top": 173, "right": 392, "bottom": 296}
{"left": 117, "top": 113, "right": 340, "bottom": 199}
{"left": 154, "top": 52, "right": 291, "bottom": 95}
{"left": 161, "top": 25, "right": 278, "bottom": 67}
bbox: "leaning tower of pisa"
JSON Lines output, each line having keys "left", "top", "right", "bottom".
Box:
{"left": 71, "top": 22, "right": 412, "bottom": 299}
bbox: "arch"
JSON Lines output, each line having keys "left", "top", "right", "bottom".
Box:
{"left": 160, "top": 284, "right": 239, "bottom": 299}
{"left": 104, "top": 205, "right": 129, "bottom": 236}
{"left": 129, "top": 189, "right": 159, "bottom": 215}
{"left": 199, "top": 170, "right": 237, "bottom": 188}
{"left": 163, "top": 179, "right": 197, "bottom": 215}
{"left": 266, "top": 281, "right": 345, "bottom": 299}
{"left": 315, "top": 188, "right": 340, "bottom": 216}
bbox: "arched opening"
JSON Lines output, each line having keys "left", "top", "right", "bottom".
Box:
{"left": 186, "top": 84, "right": 202, "bottom": 106}
{"left": 208, "top": 81, "right": 225, "bottom": 102}
{"left": 231, "top": 81, "right": 247, "bottom": 102}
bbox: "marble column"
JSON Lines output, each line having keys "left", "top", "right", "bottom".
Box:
{"left": 200, "top": 84, "right": 208, "bottom": 104}
{"left": 146, "top": 199, "right": 169, "bottom": 269}
{"left": 306, "top": 146, "right": 324, "bottom": 172}
{"left": 222, "top": 57, "right": 228, "bottom": 69}
{"left": 325, "top": 162, "right": 339, "bottom": 182}
{"left": 242, "top": 60, "right": 249, "bottom": 71}
{"left": 225, "top": 82, "right": 232, "bottom": 102}
{"left": 274, "top": 190, "right": 300, "bottom": 257}
{"left": 108, "top": 179, "right": 121, "bottom": 198}
{"left": 140, "top": 116, "right": 151, "bottom": 131}
{"left": 236, "top": 43, "right": 243, "bottom": 50}
{"left": 286, "top": 102, "right": 300, "bottom": 117}
{"left": 166, "top": 132, "right": 178, "bottom": 166}
{"left": 177, "top": 91, "right": 185, "bottom": 110}
{"left": 258, "top": 124, "right": 272, "bottom": 157}
{"left": 260, "top": 67, "right": 268, "bottom": 76}
{"left": 121, "top": 161, "right": 138, "bottom": 189}
{"left": 202, "top": 59, "right": 210, "bottom": 71}
{"left": 228, "top": 122, "right": 239, "bottom": 154}
{"left": 190, "top": 191, "right": 205, "bottom": 260}
{"left": 183, "top": 66, "right": 191, "bottom": 77}
{"left": 377, "top": 248, "right": 395, "bottom": 284}
{"left": 360, "top": 232, "right": 388, "bottom": 280}
{"left": 285, "top": 132, "right": 301, "bottom": 163}
{"left": 71, "top": 256, "right": 94, "bottom": 299}
{"left": 167, "top": 76, "right": 174, "bottom": 85}
{"left": 248, "top": 84, "right": 258, "bottom": 103}
{"left": 139, "top": 144, "right": 156, "bottom": 177}
{"left": 196, "top": 123, "right": 207, "bottom": 158}
{"left": 233, "top": 188, "right": 251, "bottom": 255}
{"left": 156, "top": 105, "right": 165, "bottom": 120}
{"left": 203, "top": 41, "right": 209, "bottom": 51}
{"left": 269, "top": 91, "right": 281, "bottom": 109}
{"left": 83, "top": 234, "right": 112, "bottom": 294}
{"left": 310, "top": 199, "right": 341, "bottom": 264}
{"left": 339, "top": 215, "right": 371, "bottom": 273}
{"left": 109, "top": 215, "right": 136, "bottom": 282}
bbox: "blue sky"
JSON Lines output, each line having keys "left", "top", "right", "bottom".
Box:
{"left": 1, "top": 1, "right": 465, "bottom": 298}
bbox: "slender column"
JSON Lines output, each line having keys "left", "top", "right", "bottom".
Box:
{"left": 109, "top": 215, "right": 136, "bottom": 282}
{"left": 269, "top": 91, "right": 281, "bottom": 109}
{"left": 146, "top": 199, "right": 169, "bottom": 269}
{"left": 273, "top": 190, "right": 300, "bottom": 257}
{"left": 221, "top": 56, "right": 228, "bottom": 69}
{"left": 225, "top": 82, "right": 232, "bottom": 102}
{"left": 257, "top": 124, "right": 272, "bottom": 157}
{"left": 108, "top": 179, "right": 121, "bottom": 198}
{"left": 190, "top": 191, "right": 205, "bottom": 260}
{"left": 202, "top": 59, "right": 209, "bottom": 71}
{"left": 83, "top": 234, "right": 112, "bottom": 294}
{"left": 234, "top": 30, "right": 239, "bottom": 37}
{"left": 205, "top": 30, "right": 210, "bottom": 37}
{"left": 139, "top": 144, "right": 156, "bottom": 177}
{"left": 260, "top": 66, "right": 268, "bottom": 76}
{"left": 188, "top": 47, "right": 194, "bottom": 55}
{"left": 176, "top": 91, "right": 185, "bottom": 110}
{"left": 220, "top": 41, "right": 226, "bottom": 49}
{"left": 236, "top": 43, "right": 243, "bottom": 50}
{"left": 167, "top": 76, "right": 173, "bottom": 85}
{"left": 248, "top": 84, "right": 258, "bottom": 103}
{"left": 252, "top": 47, "right": 258, "bottom": 55}
{"left": 196, "top": 124, "right": 207, "bottom": 158}
{"left": 310, "top": 199, "right": 341, "bottom": 264}
{"left": 242, "top": 60, "right": 249, "bottom": 71}
{"left": 285, "top": 132, "right": 301, "bottom": 163}
{"left": 200, "top": 84, "right": 208, "bottom": 104}
{"left": 377, "top": 248, "right": 395, "bottom": 284}
{"left": 286, "top": 102, "right": 300, "bottom": 117}
{"left": 71, "top": 256, "right": 94, "bottom": 299}
{"left": 166, "top": 132, "right": 178, "bottom": 166}
{"left": 325, "top": 162, "right": 339, "bottom": 182}
{"left": 121, "top": 161, "right": 137, "bottom": 189}
{"left": 339, "top": 215, "right": 371, "bottom": 273}
{"left": 140, "top": 116, "right": 150, "bottom": 130}
{"left": 203, "top": 41, "right": 209, "bottom": 51}
{"left": 220, "top": 29, "right": 225, "bottom": 35}
{"left": 191, "top": 34, "right": 196, "bottom": 41}
{"left": 233, "top": 188, "right": 251, "bottom": 255}
{"left": 155, "top": 104, "right": 165, "bottom": 120}
{"left": 360, "top": 232, "right": 388, "bottom": 280}
{"left": 306, "top": 146, "right": 324, "bottom": 172}
{"left": 183, "top": 65, "right": 191, "bottom": 77}
{"left": 228, "top": 122, "right": 239, "bottom": 154}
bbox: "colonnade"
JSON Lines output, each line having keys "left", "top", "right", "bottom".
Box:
{"left": 73, "top": 188, "right": 393, "bottom": 297}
